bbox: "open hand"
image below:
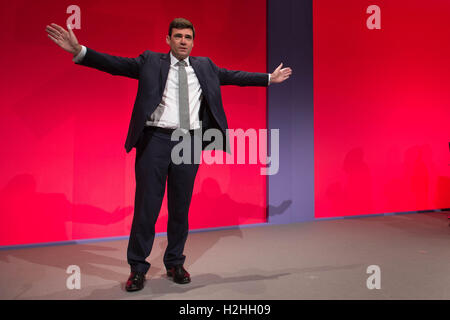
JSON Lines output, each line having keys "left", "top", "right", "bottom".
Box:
{"left": 270, "top": 63, "right": 292, "bottom": 84}
{"left": 45, "top": 23, "right": 82, "bottom": 56}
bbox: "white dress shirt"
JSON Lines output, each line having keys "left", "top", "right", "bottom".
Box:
{"left": 146, "top": 52, "right": 202, "bottom": 130}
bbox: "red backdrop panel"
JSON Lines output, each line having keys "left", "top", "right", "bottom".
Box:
{"left": 0, "top": 0, "right": 267, "bottom": 246}
{"left": 314, "top": 0, "right": 450, "bottom": 218}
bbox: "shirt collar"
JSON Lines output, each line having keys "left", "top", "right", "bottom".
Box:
{"left": 170, "top": 51, "right": 190, "bottom": 66}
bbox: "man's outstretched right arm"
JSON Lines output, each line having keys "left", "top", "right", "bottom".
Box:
{"left": 45, "top": 23, "right": 145, "bottom": 79}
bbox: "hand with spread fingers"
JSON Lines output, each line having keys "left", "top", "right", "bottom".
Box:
{"left": 45, "top": 23, "right": 82, "bottom": 56}
{"left": 270, "top": 63, "right": 293, "bottom": 84}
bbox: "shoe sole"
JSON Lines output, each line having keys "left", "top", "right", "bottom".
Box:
{"left": 126, "top": 286, "right": 144, "bottom": 292}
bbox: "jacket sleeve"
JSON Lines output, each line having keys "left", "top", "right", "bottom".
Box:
{"left": 208, "top": 58, "right": 269, "bottom": 87}
{"left": 75, "top": 47, "right": 148, "bottom": 79}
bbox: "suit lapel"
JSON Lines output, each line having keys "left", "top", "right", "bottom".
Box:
{"left": 159, "top": 52, "right": 170, "bottom": 96}
{"left": 190, "top": 56, "right": 209, "bottom": 97}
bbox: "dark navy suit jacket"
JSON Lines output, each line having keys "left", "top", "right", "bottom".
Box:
{"left": 76, "top": 47, "right": 269, "bottom": 153}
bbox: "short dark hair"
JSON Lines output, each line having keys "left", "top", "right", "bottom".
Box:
{"left": 168, "top": 18, "right": 195, "bottom": 39}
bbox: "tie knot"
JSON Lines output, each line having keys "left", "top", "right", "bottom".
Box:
{"left": 176, "top": 60, "right": 187, "bottom": 67}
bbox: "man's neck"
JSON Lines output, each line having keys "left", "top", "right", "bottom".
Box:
{"left": 170, "top": 51, "right": 189, "bottom": 63}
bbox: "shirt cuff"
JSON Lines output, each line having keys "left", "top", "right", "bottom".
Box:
{"left": 268, "top": 73, "right": 271, "bottom": 85}
{"left": 72, "top": 45, "right": 87, "bottom": 63}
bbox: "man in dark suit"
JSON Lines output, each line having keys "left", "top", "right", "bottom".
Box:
{"left": 46, "top": 18, "right": 292, "bottom": 292}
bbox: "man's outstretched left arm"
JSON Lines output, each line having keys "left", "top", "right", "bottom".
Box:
{"left": 211, "top": 60, "right": 292, "bottom": 86}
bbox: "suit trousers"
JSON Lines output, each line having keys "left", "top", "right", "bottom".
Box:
{"left": 127, "top": 126, "right": 201, "bottom": 274}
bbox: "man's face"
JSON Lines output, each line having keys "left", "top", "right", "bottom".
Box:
{"left": 166, "top": 28, "right": 194, "bottom": 60}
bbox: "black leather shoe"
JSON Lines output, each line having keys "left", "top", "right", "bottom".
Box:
{"left": 167, "top": 265, "right": 191, "bottom": 284}
{"left": 125, "top": 271, "right": 146, "bottom": 292}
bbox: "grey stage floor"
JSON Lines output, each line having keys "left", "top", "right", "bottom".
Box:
{"left": 0, "top": 212, "right": 449, "bottom": 300}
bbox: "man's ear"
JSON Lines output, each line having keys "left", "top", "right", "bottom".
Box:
{"left": 166, "top": 35, "right": 170, "bottom": 45}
